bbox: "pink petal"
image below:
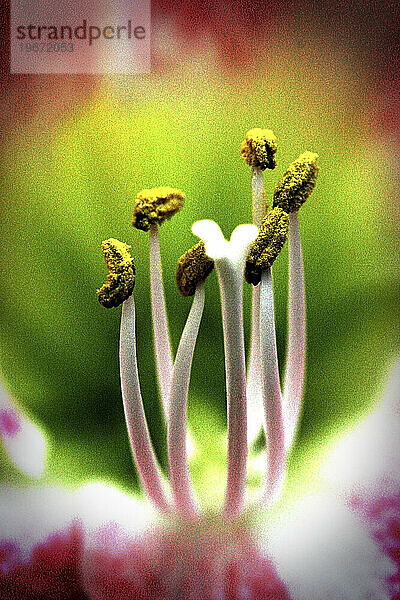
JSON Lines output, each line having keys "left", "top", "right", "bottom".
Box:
{"left": 83, "top": 513, "right": 290, "bottom": 600}
{"left": 0, "top": 487, "right": 85, "bottom": 599}
{"left": 351, "top": 493, "right": 400, "bottom": 600}
{"left": 322, "top": 361, "right": 400, "bottom": 599}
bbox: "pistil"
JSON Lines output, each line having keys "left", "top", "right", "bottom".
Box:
{"left": 193, "top": 220, "right": 258, "bottom": 516}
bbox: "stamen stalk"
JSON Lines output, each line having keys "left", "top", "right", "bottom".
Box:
{"left": 259, "top": 268, "right": 286, "bottom": 503}
{"left": 247, "top": 166, "right": 265, "bottom": 446}
{"left": 167, "top": 283, "right": 205, "bottom": 517}
{"left": 251, "top": 167, "right": 265, "bottom": 227}
{"left": 283, "top": 212, "right": 306, "bottom": 450}
{"left": 247, "top": 284, "right": 263, "bottom": 445}
{"left": 120, "top": 295, "right": 171, "bottom": 512}
{"left": 149, "top": 225, "right": 174, "bottom": 416}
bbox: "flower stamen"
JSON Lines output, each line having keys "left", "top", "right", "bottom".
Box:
{"left": 245, "top": 208, "right": 289, "bottom": 286}
{"left": 98, "top": 241, "right": 171, "bottom": 512}
{"left": 167, "top": 282, "right": 206, "bottom": 516}
{"left": 120, "top": 294, "right": 172, "bottom": 512}
{"left": 276, "top": 152, "right": 318, "bottom": 449}
{"left": 243, "top": 128, "right": 277, "bottom": 447}
{"left": 240, "top": 128, "right": 278, "bottom": 172}
{"left": 273, "top": 151, "right": 319, "bottom": 214}
{"left": 133, "top": 187, "right": 185, "bottom": 417}
{"left": 176, "top": 242, "right": 214, "bottom": 297}
{"left": 260, "top": 267, "right": 286, "bottom": 502}
{"left": 149, "top": 226, "right": 174, "bottom": 414}
{"left": 283, "top": 212, "right": 306, "bottom": 449}
{"left": 97, "top": 238, "right": 135, "bottom": 308}
{"left": 132, "top": 187, "right": 185, "bottom": 231}
{"left": 244, "top": 207, "right": 288, "bottom": 502}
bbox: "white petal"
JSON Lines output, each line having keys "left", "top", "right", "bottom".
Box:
{"left": 267, "top": 492, "right": 395, "bottom": 600}
{"left": 0, "top": 486, "right": 77, "bottom": 563}
{"left": 0, "top": 385, "right": 46, "bottom": 478}
{"left": 323, "top": 360, "right": 400, "bottom": 497}
{"left": 2, "top": 419, "right": 46, "bottom": 478}
{"left": 75, "top": 482, "right": 155, "bottom": 541}
{"left": 0, "top": 482, "right": 156, "bottom": 568}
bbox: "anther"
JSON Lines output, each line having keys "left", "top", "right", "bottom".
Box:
{"left": 245, "top": 208, "right": 289, "bottom": 285}
{"left": 176, "top": 241, "right": 215, "bottom": 297}
{"left": 273, "top": 151, "right": 319, "bottom": 213}
{"left": 132, "top": 187, "right": 185, "bottom": 231}
{"left": 240, "top": 128, "right": 278, "bottom": 171}
{"left": 97, "top": 238, "right": 135, "bottom": 308}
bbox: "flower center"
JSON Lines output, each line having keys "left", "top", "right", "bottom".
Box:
{"left": 96, "top": 129, "right": 319, "bottom": 521}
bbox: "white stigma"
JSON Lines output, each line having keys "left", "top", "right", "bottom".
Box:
{"left": 192, "top": 220, "right": 258, "bottom": 268}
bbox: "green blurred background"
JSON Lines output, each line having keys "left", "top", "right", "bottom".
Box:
{"left": 0, "top": 6, "right": 399, "bottom": 504}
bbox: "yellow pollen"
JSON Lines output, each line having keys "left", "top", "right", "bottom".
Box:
{"left": 176, "top": 241, "right": 215, "bottom": 297}
{"left": 245, "top": 208, "right": 289, "bottom": 285}
{"left": 132, "top": 187, "right": 185, "bottom": 231}
{"left": 273, "top": 151, "right": 319, "bottom": 213}
{"left": 97, "top": 238, "right": 135, "bottom": 308}
{"left": 240, "top": 128, "right": 278, "bottom": 171}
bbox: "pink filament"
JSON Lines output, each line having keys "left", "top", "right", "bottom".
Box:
{"left": 149, "top": 226, "right": 174, "bottom": 417}
{"left": 260, "top": 268, "right": 286, "bottom": 502}
{"left": 283, "top": 212, "right": 306, "bottom": 451}
{"left": 167, "top": 284, "right": 204, "bottom": 516}
{"left": 120, "top": 295, "right": 171, "bottom": 513}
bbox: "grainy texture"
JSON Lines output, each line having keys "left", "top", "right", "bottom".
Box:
{"left": 245, "top": 208, "right": 289, "bottom": 285}
{"left": 97, "top": 238, "right": 135, "bottom": 308}
{"left": 176, "top": 241, "right": 214, "bottom": 296}
{"left": 132, "top": 187, "right": 185, "bottom": 231}
{"left": 273, "top": 152, "right": 319, "bottom": 213}
{"left": 240, "top": 128, "right": 278, "bottom": 170}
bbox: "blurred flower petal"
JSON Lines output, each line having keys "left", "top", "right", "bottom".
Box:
{"left": 323, "top": 361, "right": 400, "bottom": 498}
{"left": 82, "top": 511, "right": 289, "bottom": 600}
{"left": 267, "top": 491, "right": 395, "bottom": 600}
{"left": 0, "top": 384, "right": 46, "bottom": 478}
{"left": 0, "top": 483, "right": 156, "bottom": 599}
{"left": 0, "top": 486, "right": 84, "bottom": 598}
{"left": 322, "top": 360, "right": 400, "bottom": 599}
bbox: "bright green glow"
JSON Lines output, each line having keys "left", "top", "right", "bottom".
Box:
{"left": 0, "top": 51, "right": 398, "bottom": 495}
